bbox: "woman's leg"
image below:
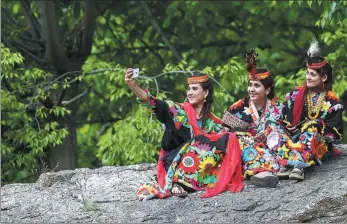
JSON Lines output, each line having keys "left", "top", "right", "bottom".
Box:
{"left": 165, "top": 135, "right": 227, "bottom": 192}
{"left": 275, "top": 120, "right": 327, "bottom": 180}
{"left": 236, "top": 132, "right": 280, "bottom": 188}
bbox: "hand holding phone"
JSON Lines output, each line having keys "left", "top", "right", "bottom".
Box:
{"left": 132, "top": 68, "right": 140, "bottom": 79}
{"left": 125, "top": 68, "right": 138, "bottom": 85}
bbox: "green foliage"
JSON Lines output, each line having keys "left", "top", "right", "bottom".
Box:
{"left": 96, "top": 105, "right": 162, "bottom": 166}
{"left": 1, "top": 45, "right": 69, "bottom": 184}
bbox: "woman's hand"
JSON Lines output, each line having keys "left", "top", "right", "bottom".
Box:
{"left": 125, "top": 68, "right": 136, "bottom": 86}
{"left": 124, "top": 68, "right": 148, "bottom": 101}
{"left": 285, "top": 124, "right": 299, "bottom": 133}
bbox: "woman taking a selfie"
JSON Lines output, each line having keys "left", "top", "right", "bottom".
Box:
{"left": 125, "top": 68, "right": 243, "bottom": 200}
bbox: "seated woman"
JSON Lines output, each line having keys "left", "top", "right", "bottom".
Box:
{"left": 279, "top": 39, "right": 344, "bottom": 180}
{"left": 227, "top": 49, "right": 281, "bottom": 187}
{"left": 124, "top": 69, "right": 243, "bottom": 200}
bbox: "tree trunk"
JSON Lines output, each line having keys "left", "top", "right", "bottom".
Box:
{"left": 38, "top": 1, "right": 97, "bottom": 170}
{"left": 48, "top": 82, "right": 79, "bottom": 170}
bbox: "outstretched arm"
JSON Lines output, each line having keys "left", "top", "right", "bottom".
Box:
{"left": 125, "top": 68, "right": 148, "bottom": 102}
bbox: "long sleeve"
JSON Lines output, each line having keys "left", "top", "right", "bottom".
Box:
{"left": 323, "top": 99, "right": 344, "bottom": 142}
{"left": 137, "top": 90, "right": 176, "bottom": 129}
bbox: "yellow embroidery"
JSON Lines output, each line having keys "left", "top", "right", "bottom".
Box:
{"left": 306, "top": 91, "right": 326, "bottom": 120}
{"left": 333, "top": 127, "right": 342, "bottom": 139}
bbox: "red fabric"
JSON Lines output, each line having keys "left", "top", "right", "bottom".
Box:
{"left": 307, "top": 61, "right": 327, "bottom": 69}
{"left": 157, "top": 149, "right": 167, "bottom": 188}
{"left": 291, "top": 83, "right": 307, "bottom": 126}
{"left": 182, "top": 102, "right": 244, "bottom": 197}
{"left": 331, "top": 148, "right": 342, "bottom": 157}
{"left": 310, "top": 137, "right": 319, "bottom": 158}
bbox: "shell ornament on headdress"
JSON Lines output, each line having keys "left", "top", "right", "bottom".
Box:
{"left": 245, "top": 48, "right": 270, "bottom": 80}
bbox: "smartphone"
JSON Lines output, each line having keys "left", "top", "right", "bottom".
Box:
{"left": 132, "top": 68, "right": 140, "bottom": 79}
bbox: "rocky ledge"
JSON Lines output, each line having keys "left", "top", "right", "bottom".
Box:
{"left": 1, "top": 145, "right": 347, "bottom": 223}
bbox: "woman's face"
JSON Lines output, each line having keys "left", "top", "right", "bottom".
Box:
{"left": 306, "top": 68, "right": 327, "bottom": 89}
{"left": 248, "top": 80, "right": 267, "bottom": 103}
{"left": 187, "top": 83, "right": 208, "bottom": 106}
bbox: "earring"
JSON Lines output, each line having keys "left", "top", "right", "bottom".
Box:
{"left": 323, "top": 82, "right": 325, "bottom": 88}
{"left": 204, "top": 96, "right": 207, "bottom": 102}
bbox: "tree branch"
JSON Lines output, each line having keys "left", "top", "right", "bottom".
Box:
{"left": 37, "top": 1, "right": 68, "bottom": 72}
{"left": 139, "top": 39, "right": 166, "bottom": 67}
{"left": 4, "top": 35, "right": 47, "bottom": 65}
{"left": 61, "top": 84, "right": 93, "bottom": 106}
{"left": 76, "top": 117, "right": 120, "bottom": 125}
{"left": 20, "top": 0, "right": 41, "bottom": 40}
{"left": 1, "top": 7, "right": 17, "bottom": 26}
{"left": 1, "top": 34, "right": 17, "bottom": 53}
{"left": 19, "top": 34, "right": 45, "bottom": 45}
{"left": 2, "top": 77, "right": 14, "bottom": 92}
{"left": 79, "top": 0, "right": 98, "bottom": 59}
{"left": 141, "top": 1, "right": 183, "bottom": 61}
{"left": 12, "top": 39, "right": 43, "bottom": 53}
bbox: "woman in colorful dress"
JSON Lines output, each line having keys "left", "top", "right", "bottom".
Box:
{"left": 227, "top": 49, "right": 282, "bottom": 187}
{"left": 125, "top": 68, "right": 243, "bottom": 200}
{"left": 279, "top": 39, "right": 344, "bottom": 180}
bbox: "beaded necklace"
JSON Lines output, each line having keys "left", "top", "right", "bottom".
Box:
{"left": 306, "top": 91, "right": 326, "bottom": 120}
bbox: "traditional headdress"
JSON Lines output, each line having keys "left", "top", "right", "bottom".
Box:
{"left": 291, "top": 37, "right": 332, "bottom": 126}
{"left": 187, "top": 74, "right": 209, "bottom": 84}
{"left": 305, "top": 37, "right": 332, "bottom": 91}
{"left": 306, "top": 37, "right": 327, "bottom": 69}
{"left": 245, "top": 48, "right": 271, "bottom": 80}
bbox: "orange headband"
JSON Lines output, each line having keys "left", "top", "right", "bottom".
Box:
{"left": 187, "top": 75, "right": 209, "bottom": 84}
{"left": 248, "top": 71, "right": 271, "bottom": 80}
{"left": 307, "top": 60, "right": 327, "bottom": 69}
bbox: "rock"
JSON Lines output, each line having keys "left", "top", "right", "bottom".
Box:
{"left": 1, "top": 145, "right": 347, "bottom": 223}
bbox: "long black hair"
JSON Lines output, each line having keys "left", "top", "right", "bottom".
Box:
{"left": 190, "top": 71, "right": 214, "bottom": 127}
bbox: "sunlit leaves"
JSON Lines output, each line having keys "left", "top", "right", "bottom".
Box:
{"left": 1, "top": 45, "right": 68, "bottom": 184}
{"left": 96, "top": 106, "right": 161, "bottom": 166}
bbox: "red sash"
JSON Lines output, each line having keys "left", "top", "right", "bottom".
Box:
{"left": 183, "top": 102, "right": 244, "bottom": 197}
{"left": 292, "top": 83, "right": 307, "bottom": 126}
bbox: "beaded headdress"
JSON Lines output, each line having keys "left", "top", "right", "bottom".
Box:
{"left": 187, "top": 74, "right": 209, "bottom": 84}
{"left": 245, "top": 48, "right": 271, "bottom": 80}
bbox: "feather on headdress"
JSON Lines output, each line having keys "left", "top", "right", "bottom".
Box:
{"left": 306, "top": 37, "right": 327, "bottom": 69}
{"left": 307, "top": 37, "right": 321, "bottom": 57}
{"left": 245, "top": 48, "right": 270, "bottom": 80}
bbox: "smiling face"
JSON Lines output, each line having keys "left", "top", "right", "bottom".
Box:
{"left": 187, "top": 83, "right": 208, "bottom": 106}
{"left": 248, "top": 80, "right": 268, "bottom": 103}
{"left": 306, "top": 68, "right": 327, "bottom": 89}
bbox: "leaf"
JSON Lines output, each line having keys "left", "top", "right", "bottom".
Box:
{"left": 307, "top": 0, "right": 312, "bottom": 8}
{"left": 162, "top": 17, "right": 171, "bottom": 28}
{"left": 321, "top": 18, "right": 326, "bottom": 28}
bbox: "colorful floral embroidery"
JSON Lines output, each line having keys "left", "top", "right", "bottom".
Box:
{"left": 280, "top": 87, "right": 344, "bottom": 168}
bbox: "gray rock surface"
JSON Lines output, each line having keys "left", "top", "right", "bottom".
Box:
{"left": 1, "top": 145, "right": 347, "bottom": 223}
